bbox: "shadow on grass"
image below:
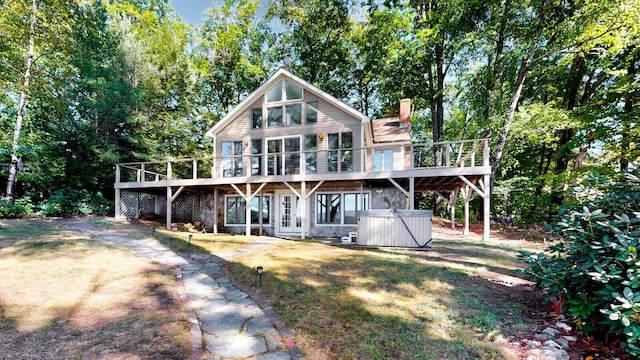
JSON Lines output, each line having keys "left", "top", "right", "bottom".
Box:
{"left": 225, "top": 241, "right": 545, "bottom": 360}
{"left": 0, "top": 266, "right": 191, "bottom": 359}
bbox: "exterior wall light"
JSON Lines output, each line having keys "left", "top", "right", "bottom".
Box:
{"left": 188, "top": 234, "right": 193, "bottom": 246}
{"left": 318, "top": 133, "right": 325, "bottom": 141}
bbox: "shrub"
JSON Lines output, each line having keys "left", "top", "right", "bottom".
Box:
{"left": 39, "top": 188, "right": 113, "bottom": 217}
{"left": 0, "top": 199, "right": 29, "bottom": 218}
{"left": 520, "top": 172, "right": 640, "bottom": 356}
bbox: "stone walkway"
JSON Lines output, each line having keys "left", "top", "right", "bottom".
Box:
{"left": 58, "top": 219, "right": 298, "bottom": 360}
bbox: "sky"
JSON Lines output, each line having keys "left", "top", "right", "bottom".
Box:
{"left": 168, "top": 0, "right": 220, "bottom": 25}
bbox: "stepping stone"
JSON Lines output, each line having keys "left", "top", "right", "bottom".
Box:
{"left": 200, "top": 304, "right": 256, "bottom": 336}
{"left": 204, "top": 334, "right": 267, "bottom": 358}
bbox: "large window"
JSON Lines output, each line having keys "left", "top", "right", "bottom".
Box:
{"left": 373, "top": 149, "right": 394, "bottom": 171}
{"left": 267, "top": 137, "right": 301, "bottom": 175}
{"left": 316, "top": 192, "right": 369, "bottom": 225}
{"left": 225, "top": 195, "right": 271, "bottom": 225}
{"left": 266, "top": 80, "right": 303, "bottom": 103}
{"left": 221, "top": 141, "right": 243, "bottom": 177}
{"left": 267, "top": 104, "right": 301, "bottom": 128}
{"left": 328, "top": 132, "right": 353, "bottom": 172}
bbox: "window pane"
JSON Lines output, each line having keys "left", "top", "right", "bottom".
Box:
{"left": 285, "top": 104, "right": 301, "bottom": 126}
{"left": 266, "top": 81, "right": 282, "bottom": 102}
{"left": 251, "top": 139, "right": 262, "bottom": 176}
{"left": 226, "top": 196, "right": 246, "bottom": 224}
{"left": 306, "top": 102, "right": 318, "bottom": 123}
{"left": 305, "top": 135, "right": 317, "bottom": 174}
{"left": 316, "top": 194, "right": 341, "bottom": 224}
{"left": 222, "top": 141, "right": 233, "bottom": 156}
{"left": 284, "top": 137, "right": 300, "bottom": 175}
{"left": 285, "top": 80, "right": 302, "bottom": 100}
{"left": 262, "top": 196, "right": 270, "bottom": 224}
{"left": 267, "top": 107, "right": 282, "bottom": 127}
{"left": 344, "top": 194, "right": 357, "bottom": 224}
{"left": 252, "top": 108, "right": 262, "bottom": 128}
{"left": 341, "top": 132, "right": 353, "bottom": 172}
{"left": 267, "top": 139, "right": 282, "bottom": 175}
{"left": 233, "top": 141, "right": 243, "bottom": 155}
{"left": 383, "top": 149, "right": 393, "bottom": 171}
{"left": 373, "top": 150, "right": 382, "bottom": 172}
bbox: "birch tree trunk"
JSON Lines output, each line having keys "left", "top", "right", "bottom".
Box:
{"left": 5, "top": 0, "right": 37, "bottom": 201}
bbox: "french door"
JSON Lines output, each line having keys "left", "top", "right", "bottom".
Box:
{"left": 277, "top": 192, "right": 302, "bottom": 235}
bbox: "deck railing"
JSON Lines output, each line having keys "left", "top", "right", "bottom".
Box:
{"left": 115, "top": 138, "right": 489, "bottom": 184}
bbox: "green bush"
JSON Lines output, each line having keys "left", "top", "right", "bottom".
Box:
{"left": 39, "top": 188, "right": 113, "bottom": 217}
{"left": 0, "top": 199, "right": 29, "bottom": 218}
{"left": 520, "top": 172, "right": 640, "bottom": 356}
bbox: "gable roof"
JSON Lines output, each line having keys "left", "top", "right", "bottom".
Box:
{"left": 205, "top": 68, "right": 371, "bottom": 139}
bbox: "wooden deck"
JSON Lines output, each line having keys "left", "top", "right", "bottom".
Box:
{"left": 114, "top": 139, "right": 492, "bottom": 240}
{"left": 115, "top": 139, "right": 490, "bottom": 191}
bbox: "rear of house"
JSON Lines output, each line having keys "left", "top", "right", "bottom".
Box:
{"left": 114, "top": 68, "right": 492, "bottom": 240}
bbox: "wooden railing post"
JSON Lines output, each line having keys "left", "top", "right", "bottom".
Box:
{"left": 167, "top": 161, "right": 172, "bottom": 181}
{"left": 483, "top": 139, "right": 490, "bottom": 167}
{"left": 140, "top": 163, "right": 145, "bottom": 182}
{"left": 115, "top": 164, "right": 121, "bottom": 185}
{"left": 193, "top": 159, "right": 197, "bottom": 180}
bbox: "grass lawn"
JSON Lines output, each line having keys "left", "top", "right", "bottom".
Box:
{"left": 225, "top": 223, "right": 552, "bottom": 360}
{"left": 0, "top": 219, "right": 192, "bottom": 359}
{"left": 0, "top": 217, "right": 553, "bottom": 359}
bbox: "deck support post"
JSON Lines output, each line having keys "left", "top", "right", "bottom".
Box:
{"left": 450, "top": 189, "right": 459, "bottom": 228}
{"left": 114, "top": 188, "right": 121, "bottom": 219}
{"left": 462, "top": 185, "right": 471, "bottom": 235}
{"left": 245, "top": 183, "right": 251, "bottom": 236}
{"left": 301, "top": 181, "right": 306, "bottom": 240}
{"left": 409, "top": 177, "right": 415, "bottom": 210}
{"left": 482, "top": 173, "right": 490, "bottom": 241}
{"left": 213, "top": 187, "right": 219, "bottom": 234}
{"left": 166, "top": 186, "right": 172, "bottom": 230}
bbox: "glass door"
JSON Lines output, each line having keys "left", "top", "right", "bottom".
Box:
{"left": 279, "top": 193, "right": 302, "bottom": 234}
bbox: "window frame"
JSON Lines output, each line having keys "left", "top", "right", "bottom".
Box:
{"left": 224, "top": 194, "right": 272, "bottom": 226}
{"left": 221, "top": 140, "right": 244, "bottom": 177}
{"left": 315, "top": 191, "right": 370, "bottom": 226}
{"left": 373, "top": 149, "right": 394, "bottom": 172}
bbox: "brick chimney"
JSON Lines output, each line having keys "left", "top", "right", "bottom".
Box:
{"left": 399, "top": 98, "right": 411, "bottom": 128}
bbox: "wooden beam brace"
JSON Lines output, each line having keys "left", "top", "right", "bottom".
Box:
{"left": 248, "top": 182, "right": 267, "bottom": 201}
{"left": 434, "top": 191, "right": 450, "bottom": 204}
{"left": 304, "top": 181, "right": 325, "bottom": 200}
{"left": 170, "top": 186, "right": 186, "bottom": 203}
{"left": 458, "top": 175, "right": 485, "bottom": 198}
{"left": 388, "top": 178, "right": 410, "bottom": 198}
{"left": 283, "top": 182, "right": 302, "bottom": 198}
{"left": 230, "top": 183, "right": 247, "bottom": 199}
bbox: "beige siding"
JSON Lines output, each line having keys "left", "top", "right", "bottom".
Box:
{"left": 214, "top": 91, "right": 363, "bottom": 177}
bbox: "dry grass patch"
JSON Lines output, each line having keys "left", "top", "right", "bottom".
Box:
{"left": 225, "top": 232, "right": 550, "bottom": 360}
{"left": 87, "top": 217, "right": 255, "bottom": 254}
{"left": 0, "top": 219, "right": 191, "bottom": 359}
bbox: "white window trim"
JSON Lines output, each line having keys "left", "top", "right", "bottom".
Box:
{"left": 315, "top": 191, "right": 370, "bottom": 226}
{"left": 224, "top": 194, "right": 272, "bottom": 227}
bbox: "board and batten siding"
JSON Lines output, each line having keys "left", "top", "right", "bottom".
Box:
{"left": 213, "top": 91, "right": 363, "bottom": 177}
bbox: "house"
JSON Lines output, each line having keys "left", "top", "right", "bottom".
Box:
{"left": 114, "top": 68, "right": 492, "bottom": 240}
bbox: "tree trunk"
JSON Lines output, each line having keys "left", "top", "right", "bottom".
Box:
{"left": 5, "top": 0, "right": 37, "bottom": 201}
{"left": 621, "top": 48, "right": 637, "bottom": 171}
